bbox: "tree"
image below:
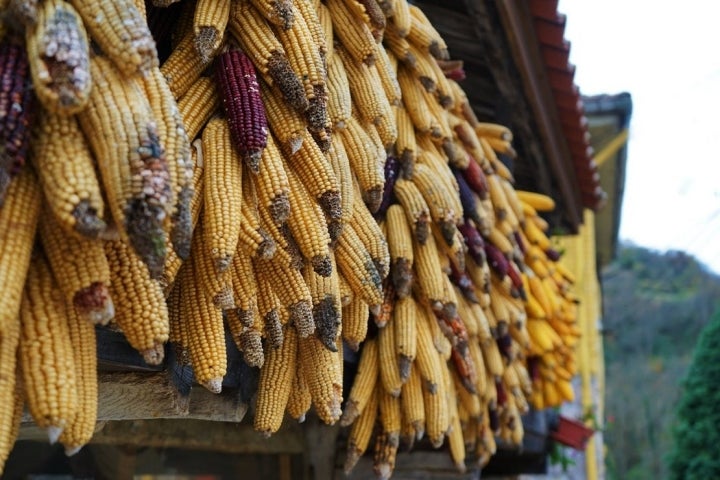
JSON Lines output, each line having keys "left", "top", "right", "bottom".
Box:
{"left": 668, "top": 309, "right": 720, "bottom": 479}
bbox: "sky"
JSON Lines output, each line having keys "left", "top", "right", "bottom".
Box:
{"left": 558, "top": 0, "right": 720, "bottom": 273}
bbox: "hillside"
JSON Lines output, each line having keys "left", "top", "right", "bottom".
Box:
{"left": 601, "top": 245, "right": 720, "bottom": 479}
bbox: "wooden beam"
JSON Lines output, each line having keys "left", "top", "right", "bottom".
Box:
{"left": 493, "top": 0, "right": 583, "bottom": 230}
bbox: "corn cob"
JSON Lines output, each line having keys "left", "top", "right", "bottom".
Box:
{"left": 336, "top": 222, "right": 384, "bottom": 311}
{"left": 259, "top": 79, "right": 305, "bottom": 156}
{"left": 285, "top": 167, "right": 332, "bottom": 276}
{"left": 344, "top": 379, "right": 378, "bottom": 474}
{"left": 350, "top": 188, "right": 390, "bottom": 279}
{"left": 284, "top": 130, "right": 341, "bottom": 220}
{"left": 192, "top": 219, "right": 235, "bottom": 309}
{"left": 229, "top": 0, "right": 308, "bottom": 112}
{"left": 340, "top": 337, "right": 378, "bottom": 426}
{"left": 397, "top": 67, "right": 439, "bottom": 136}
{"left": 298, "top": 334, "right": 343, "bottom": 424}
{"left": 39, "top": 208, "right": 114, "bottom": 325}
{"left": 20, "top": 252, "right": 78, "bottom": 442}
{"left": 255, "top": 256, "right": 315, "bottom": 338}
{"left": 193, "top": 0, "right": 230, "bottom": 61}
{"left": 383, "top": 22, "right": 414, "bottom": 64}
{"left": 78, "top": 56, "right": 170, "bottom": 278}
{"left": 341, "top": 295, "right": 369, "bottom": 352}
{"left": 303, "top": 260, "right": 341, "bottom": 352}
{"left": 337, "top": 46, "right": 392, "bottom": 128}
{"left": 401, "top": 363, "right": 426, "bottom": 442}
{"left": 0, "top": 167, "right": 41, "bottom": 334}
{"left": 216, "top": 49, "right": 269, "bottom": 173}
{"left": 406, "top": 5, "right": 449, "bottom": 60}
{"left": 105, "top": 239, "right": 169, "bottom": 365}
{"left": 248, "top": 0, "right": 294, "bottom": 30}
{"left": 200, "top": 117, "right": 243, "bottom": 272}
{"left": 32, "top": 111, "right": 106, "bottom": 237}
{"left": 7, "top": 0, "right": 39, "bottom": 26}
{"left": 0, "top": 314, "right": 21, "bottom": 471}
{"left": 160, "top": 31, "right": 210, "bottom": 100}
{"left": 0, "top": 33, "right": 34, "bottom": 205}
{"left": 142, "top": 66, "right": 194, "bottom": 260}
{"left": 378, "top": 320, "right": 404, "bottom": 397}
{"left": 287, "top": 356, "right": 312, "bottom": 422}
{"left": 374, "top": 402, "right": 400, "bottom": 479}
{"left": 326, "top": 51, "right": 352, "bottom": 130}
{"left": 69, "top": 0, "right": 157, "bottom": 76}
{"left": 326, "top": 0, "right": 376, "bottom": 65}
{"left": 254, "top": 324, "right": 297, "bottom": 435}
{"left": 294, "top": 0, "right": 328, "bottom": 63}
{"left": 230, "top": 248, "right": 259, "bottom": 332}
{"left": 338, "top": 116, "right": 385, "bottom": 213}
{"left": 393, "top": 178, "right": 432, "bottom": 245}
{"left": 177, "top": 76, "right": 220, "bottom": 141}
{"left": 24, "top": 0, "right": 91, "bottom": 115}
{"left": 57, "top": 303, "right": 98, "bottom": 456}
{"left": 178, "top": 255, "right": 227, "bottom": 393}
{"left": 326, "top": 133, "right": 353, "bottom": 242}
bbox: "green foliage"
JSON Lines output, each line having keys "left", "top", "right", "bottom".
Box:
{"left": 602, "top": 244, "right": 720, "bottom": 479}
{"left": 668, "top": 310, "right": 720, "bottom": 479}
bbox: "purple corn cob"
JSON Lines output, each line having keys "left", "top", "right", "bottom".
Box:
{"left": 484, "top": 242, "right": 509, "bottom": 279}
{"left": 0, "top": 34, "right": 35, "bottom": 205}
{"left": 374, "top": 155, "right": 400, "bottom": 219}
{"left": 215, "top": 49, "right": 268, "bottom": 173}
{"left": 458, "top": 219, "right": 486, "bottom": 266}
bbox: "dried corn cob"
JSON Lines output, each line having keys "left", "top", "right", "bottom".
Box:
{"left": 341, "top": 295, "right": 369, "bottom": 352}
{"left": 69, "top": 0, "right": 158, "bottom": 76}
{"left": 326, "top": 0, "right": 376, "bottom": 65}
{"left": 160, "top": 31, "right": 211, "bottom": 100}
{"left": 344, "top": 382, "right": 378, "bottom": 473}
{"left": 254, "top": 324, "right": 297, "bottom": 435}
{"left": 0, "top": 314, "right": 21, "bottom": 471}
{"left": 286, "top": 357, "right": 312, "bottom": 422}
{"left": 78, "top": 56, "right": 170, "bottom": 278}
{"left": 340, "top": 337, "right": 378, "bottom": 426}
{"left": 39, "top": 208, "right": 114, "bottom": 325}
{"left": 193, "top": 0, "right": 230, "bottom": 61}
{"left": 259, "top": 79, "right": 305, "bottom": 156}
{"left": 336, "top": 223, "right": 384, "bottom": 311}
{"left": 192, "top": 219, "right": 235, "bottom": 309}
{"left": 20, "top": 252, "right": 78, "bottom": 442}
{"left": 337, "top": 116, "right": 385, "bottom": 213}
{"left": 177, "top": 76, "right": 220, "bottom": 141}
{"left": 303, "top": 260, "right": 340, "bottom": 352}
{"left": 25, "top": 0, "right": 91, "bottom": 115}
{"left": 215, "top": 49, "right": 269, "bottom": 172}
{"left": 385, "top": 204, "right": 414, "bottom": 298}
{"left": 298, "top": 333, "right": 343, "bottom": 424}
{"left": 249, "top": 0, "right": 294, "bottom": 30}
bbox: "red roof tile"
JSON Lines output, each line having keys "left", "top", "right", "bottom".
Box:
{"left": 530, "top": 0, "right": 605, "bottom": 211}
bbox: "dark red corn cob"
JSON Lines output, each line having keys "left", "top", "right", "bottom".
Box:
{"left": 374, "top": 155, "right": 400, "bottom": 220}
{"left": 513, "top": 230, "right": 526, "bottom": 255}
{"left": 506, "top": 260, "right": 526, "bottom": 300}
{"left": 215, "top": 49, "right": 269, "bottom": 173}
{"left": 449, "top": 259, "right": 479, "bottom": 303}
{"left": 454, "top": 168, "right": 486, "bottom": 229}
{"left": 484, "top": 242, "right": 509, "bottom": 279}
{"left": 462, "top": 157, "right": 489, "bottom": 200}
{"left": 545, "top": 247, "right": 562, "bottom": 262}
{"left": 459, "top": 219, "right": 486, "bottom": 266}
{"left": 0, "top": 34, "right": 35, "bottom": 206}
{"left": 495, "top": 378, "right": 508, "bottom": 407}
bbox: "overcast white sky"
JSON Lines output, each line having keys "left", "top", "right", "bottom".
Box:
{"left": 559, "top": 0, "right": 720, "bottom": 274}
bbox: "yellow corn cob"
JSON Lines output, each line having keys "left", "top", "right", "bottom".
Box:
{"left": 248, "top": 0, "right": 294, "bottom": 29}
{"left": 337, "top": 116, "right": 384, "bottom": 212}
{"left": 160, "top": 31, "right": 210, "bottom": 100}
{"left": 20, "top": 252, "right": 78, "bottom": 441}
{"left": 344, "top": 379, "right": 378, "bottom": 474}
{"left": 273, "top": 4, "right": 326, "bottom": 114}
{"left": 337, "top": 45, "right": 392, "bottom": 128}
{"left": 191, "top": 219, "right": 235, "bottom": 309}
{"left": 32, "top": 111, "right": 105, "bottom": 237}
{"left": 0, "top": 167, "right": 41, "bottom": 334}
{"left": 201, "top": 117, "right": 243, "bottom": 272}
{"left": 393, "top": 177, "right": 432, "bottom": 245}
{"left": 142, "top": 65, "right": 194, "bottom": 260}
{"left": 413, "top": 232, "right": 447, "bottom": 314}
{"left": 415, "top": 306, "right": 444, "bottom": 394}
{"left": 229, "top": 1, "right": 307, "bottom": 112}
{"left": 178, "top": 253, "right": 227, "bottom": 393}
{"left": 193, "top": 0, "right": 230, "bottom": 61}
{"left": 326, "top": 0, "right": 376, "bottom": 65}
{"left": 254, "top": 324, "right": 297, "bottom": 435}
{"left": 230, "top": 249, "right": 259, "bottom": 329}
{"left": 105, "top": 240, "right": 169, "bottom": 365}
{"left": 389, "top": 0, "right": 410, "bottom": 36}
{"left": 25, "top": 0, "right": 91, "bottom": 115}
{"left": 423, "top": 364, "right": 449, "bottom": 448}
{"left": 0, "top": 315, "right": 21, "bottom": 470}
{"left": 516, "top": 190, "right": 556, "bottom": 212}
{"left": 255, "top": 256, "right": 315, "bottom": 337}
{"left": 397, "top": 67, "right": 437, "bottom": 136}
{"left": 406, "top": 4, "right": 448, "bottom": 60}
{"left": 393, "top": 295, "right": 417, "bottom": 381}
{"left": 294, "top": 0, "right": 328, "bottom": 62}
{"left": 57, "top": 303, "right": 98, "bottom": 456}
{"left": 447, "top": 383, "right": 467, "bottom": 472}
{"left": 385, "top": 204, "right": 414, "bottom": 298}
{"left": 78, "top": 55, "right": 170, "bottom": 278}
{"left": 69, "top": 0, "right": 157, "bottom": 76}
{"left": 238, "top": 178, "right": 277, "bottom": 259}
{"left": 283, "top": 125, "right": 341, "bottom": 220}
{"left": 39, "top": 208, "right": 114, "bottom": 325}
{"left": 374, "top": 42, "right": 402, "bottom": 107}
{"left": 177, "top": 76, "right": 220, "bottom": 141}
{"left": 298, "top": 334, "right": 343, "bottom": 424}
{"left": 259, "top": 80, "right": 305, "bottom": 156}
{"left": 286, "top": 356, "right": 312, "bottom": 422}
{"left": 349, "top": 188, "right": 390, "bottom": 278}
{"left": 285, "top": 167, "right": 332, "bottom": 276}
{"left": 395, "top": 105, "right": 417, "bottom": 175}
{"left": 401, "top": 364, "right": 426, "bottom": 441}
{"left": 340, "top": 337, "right": 378, "bottom": 426}
{"left": 303, "top": 258, "right": 341, "bottom": 351}
{"left": 335, "top": 222, "right": 384, "bottom": 311}
{"left": 341, "top": 295, "right": 369, "bottom": 352}
{"left": 378, "top": 320, "right": 404, "bottom": 397}
{"left": 375, "top": 391, "right": 401, "bottom": 477}
{"left": 383, "top": 21, "right": 414, "bottom": 65}
{"left": 475, "top": 122, "right": 513, "bottom": 141}
{"left": 326, "top": 132, "right": 353, "bottom": 242}
{"left": 411, "top": 163, "right": 459, "bottom": 247}
{"left": 326, "top": 50, "right": 352, "bottom": 130}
